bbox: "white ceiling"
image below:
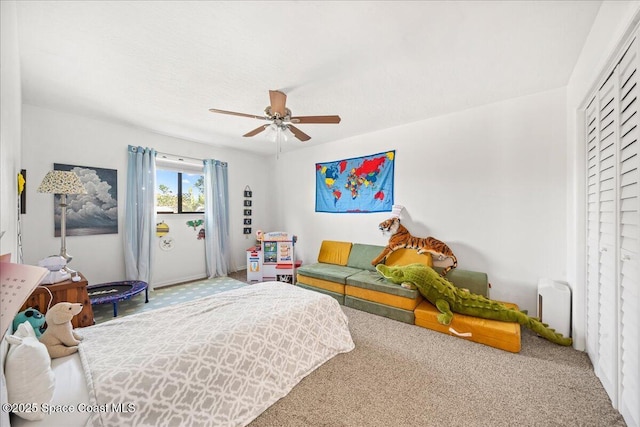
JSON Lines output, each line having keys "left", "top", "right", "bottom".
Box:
{"left": 15, "top": 1, "right": 602, "bottom": 155}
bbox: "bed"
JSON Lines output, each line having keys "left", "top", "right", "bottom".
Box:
{"left": 2, "top": 281, "right": 355, "bottom": 427}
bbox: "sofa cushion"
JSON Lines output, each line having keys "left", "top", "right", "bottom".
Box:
{"left": 346, "top": 244, "right": 385, "bottom": 271}
{"left": 296, "top": 274, "right": 346, "bottom": 295}
{"left": 296, "top": 262, "right": 362, "bottom": 284}
{"left": 345, "top": 285, "right": 422, "bottom": 311}
{"left": 346, "top": 270, "right": 420, "bottom": 299}
{"left": 432, "top": 268, "right": 489, "bottom": 297}
{"left": 317, "top": 240, "right": 353, "bottom": 266}
{"left": 414, "top": 300, "right": 521, "bottom": 353}
{"left": 384, "top": 248, "right": 433, "bottom": 267}
{"left": 345, "top": 296, "right": 415, "bottom": 324}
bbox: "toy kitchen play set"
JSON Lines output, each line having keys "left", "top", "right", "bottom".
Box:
{"left": 246, "top": 231, "right": 301, "bottom": 284}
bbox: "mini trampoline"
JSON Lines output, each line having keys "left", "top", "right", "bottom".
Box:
{"left": 88, "top": 280, "right": 149, "bottom": 317}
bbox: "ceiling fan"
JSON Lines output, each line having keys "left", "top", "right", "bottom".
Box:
{"left": 209, "top": 90, "right": 341, "bottom": 142}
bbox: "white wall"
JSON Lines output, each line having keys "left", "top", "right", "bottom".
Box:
{"left": 0, "top": 1, "right": 22, "bottom": 260}
{"left": 12, "top": 1, "right": 638, "bottom": 342}
{"left": 566, "top": 0, "right": 640, "bottom": 351}
{"left": 154, "top": 213, "right": 207, "bottom": 287}
{"left": 20, "top": 105, "right": 274, "bottom": 286}
{"left": 272, "top": 88, "right": 567, "bottom": 315}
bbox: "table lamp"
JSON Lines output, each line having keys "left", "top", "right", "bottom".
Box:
{"left": 37, "top": 170, "right": 87, "bottom": 270}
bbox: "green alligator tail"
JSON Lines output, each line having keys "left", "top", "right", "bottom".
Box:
{"left": 519, "top": 315, "right": 572, "bottom": 346}
{"left": 376, "top": 263, "right": 572, "bottom": 347}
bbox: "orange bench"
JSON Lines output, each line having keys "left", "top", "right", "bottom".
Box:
{"left": 414, "top": 300, "right": 521, "bottom": 353}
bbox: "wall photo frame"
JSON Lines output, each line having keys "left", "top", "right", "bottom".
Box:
{"left": 19, "top": 169, "right": 26, "bottom": 214}
{"left": 243, "top": 185, "right": 253, "bottom": 235}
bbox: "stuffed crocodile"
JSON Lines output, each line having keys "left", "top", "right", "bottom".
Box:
{"left": 376, "top": 263, "right": 572, "bottom": 346}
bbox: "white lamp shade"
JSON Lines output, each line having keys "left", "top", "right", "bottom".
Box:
{"left": 37, "top": 170, "right": 87, "bottom": 195}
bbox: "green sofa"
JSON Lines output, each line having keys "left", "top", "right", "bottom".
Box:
{"left": 296, "top": 240, "right": 489, "bottom": 324}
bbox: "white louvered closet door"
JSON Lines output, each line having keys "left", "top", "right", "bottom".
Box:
{"left": 585, "top": 35, "right": 639, "bottom": 427}
{"left": 617, "top": 38, "right": 639, "bottom": 427}
{"left": 585, "top": 98, "right": 600, "bottom": 367}
{"left": 596, "top": 68, "right": 618, "bottom": 403}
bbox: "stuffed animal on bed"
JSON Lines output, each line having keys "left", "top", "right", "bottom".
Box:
{"left": 39, "top": 302, "right": 84, "bottom": 358}
{"left": 13, "top": 307, "right": 46, "bottom": 338}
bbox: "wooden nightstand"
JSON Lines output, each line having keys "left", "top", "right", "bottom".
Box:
{"left": 20, "top": 272, "right": 95, "bottom": 328}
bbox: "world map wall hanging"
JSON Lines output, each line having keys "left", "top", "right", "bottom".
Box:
{"left": 315, "top": 150, "right": 395, "bottom": 213}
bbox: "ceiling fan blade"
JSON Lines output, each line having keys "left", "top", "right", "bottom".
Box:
{"left": 290, "top": 115, "right": 341, "bottom": 124}
{"left": 287, "top": 125, "right": 311, "bottom": 142}
{"left": 269, "top": 90, "right": 287, "bottom": 117}
{"left": 243, "top": 125, "right": 269, "bottom": 137}
{"left": 209, "top": 108, "right": 266, "bottom": 121}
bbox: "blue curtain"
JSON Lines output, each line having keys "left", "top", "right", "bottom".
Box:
{"left": 124, "top": 145, "right": 157, "bottom": 287}
{"left": 203, "top": 159, "right": 230, "bottom": 277}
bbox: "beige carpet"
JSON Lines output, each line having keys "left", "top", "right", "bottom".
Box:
{"left": 250, "top": 305, "right": 625, "bottom": 427}
{"left": 90, "top": 272, "right": 624, "bottom": 426}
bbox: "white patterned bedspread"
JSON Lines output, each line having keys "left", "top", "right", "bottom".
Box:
{"left": 78, "top": 282, "right": 354, "bottom": 427}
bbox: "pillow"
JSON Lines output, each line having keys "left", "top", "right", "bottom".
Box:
{"left": 346, "top": 244, "right": 385, "bottom": 271}
{"left": 1, "top": 326, "right": 11, "bottom": 427}
{"left": 384, "top": 248, "right": 433, "bottom": 267}
{"left": 5, "top": 322, "right": 55, "bottom": 421}
{"left": 317, "top": 240, "right": 352, "bottom": 266}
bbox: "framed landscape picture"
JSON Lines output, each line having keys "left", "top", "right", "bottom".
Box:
{"left": 53, "top": 163, "right": 118, "bottom": 236}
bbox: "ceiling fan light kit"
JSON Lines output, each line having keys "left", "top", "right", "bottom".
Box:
{"left": 209, "top": 90, "right": 341, "bottom": 145}
{"left": 263, "top": 124, "right": 292, "bottom": 142}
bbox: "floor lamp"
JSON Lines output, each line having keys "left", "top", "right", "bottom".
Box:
{"left": 37, "top": 170, "right": 87, "bottom": 272}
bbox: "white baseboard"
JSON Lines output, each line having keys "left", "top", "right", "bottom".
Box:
{"left": 152, "top": 274, "right": 207, "bottom": 289}
{"left": 152, "top": 268, "right": 248, "bottom": 289}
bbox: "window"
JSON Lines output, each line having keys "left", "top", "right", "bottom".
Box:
{"left": 156, "top": 169, "right": 205, "bottom": 213}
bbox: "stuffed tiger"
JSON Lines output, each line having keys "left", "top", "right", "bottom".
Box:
{"left": 371, "top": 217, "right": 458, "bottom": 276}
